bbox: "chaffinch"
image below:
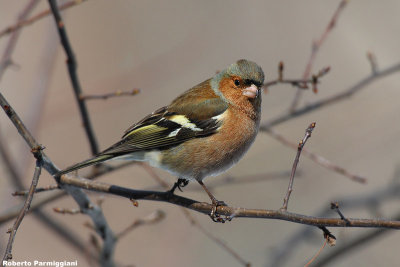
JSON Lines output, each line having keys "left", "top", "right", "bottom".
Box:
{"left": 57, "top": 59, "right": 265, "bottom": 220}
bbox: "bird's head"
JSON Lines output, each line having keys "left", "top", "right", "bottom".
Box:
{"left": 211, "top": 59, "right": 265, "bottom": 108}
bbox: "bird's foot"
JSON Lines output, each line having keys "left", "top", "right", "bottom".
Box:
{"left": 168, "top": 178, "right": 189, "bottom": 195}
{"left": 209, "top": 200, "right": 231, "bottom": 223}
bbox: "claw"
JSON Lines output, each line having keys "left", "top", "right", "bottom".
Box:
{"left": 209, "top": 200, "right": 230, "bottom": 223}
{"left": 168, "top": 178, "right": 189, "bottom": 195}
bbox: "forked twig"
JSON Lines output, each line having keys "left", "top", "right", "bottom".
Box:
{"left": 289, "top": 0, "right": 349, "bottom": 111}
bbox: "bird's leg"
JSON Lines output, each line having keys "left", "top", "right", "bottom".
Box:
{"left": 197, "top": 180, "right": 228, "bottom": 223}
{"left": 168, "top": 177, "right": 189, "bottom": 195}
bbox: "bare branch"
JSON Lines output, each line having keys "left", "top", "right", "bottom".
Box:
{"left": 265, "top": 128, "right": 367, "bottom": 183}
{"left": 289, "top": 0, "right": 349, "bottom": 111}
{"left": 281, "top": 122, "right": 316, "bottom": 211}
{"left": 261, "top": 61, "right": 400, "bottom": 129}
{"left": 0, "top": 0, "right": 86, "bottom": 39}
{"left": 263, "top": 64, "right": 330, "bottom": 92}
{"left": 304, "top": 239, "right": 327, "bottom": 267}
{"left": 367, "top": 51, "right": 378, "bottom": 74}
{"left": 0, "top": 0, "right": 40, "bottom": 80}
{"left": 58, "top": 174, "right": 400, "bottom": 229}
{"left": 0, "top": 91, "right": 116, "bottom": 266}
{"left": 53, "top": 207, "right": 83, "bottom": 215}
{"left": 48, "top": 0, "right": 99, "bottom": 155}
{"left": 13, "top": 184, "right": 59, "bottom": 196}
{"left": 115, "top": 210, "right": 166, "bottom": 240}
{"left": 312, "top": 226, "right": 395, "bottom": 267}
{"left": 3, "top": 153, "right": 43, "bottom": 262}
{"left": 80, "top": 89, "right": 140, "bottom": 101}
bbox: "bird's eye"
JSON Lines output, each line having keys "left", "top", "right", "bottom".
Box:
{"left": 234, "top": 79, "right": 240, "bottom": 86}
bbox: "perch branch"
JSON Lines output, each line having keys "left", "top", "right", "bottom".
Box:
{"left": 58, "top": 174, "right": 400, "bottom": 229}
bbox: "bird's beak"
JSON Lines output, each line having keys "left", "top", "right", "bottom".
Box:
{"left": 242, "top": 84, "right": 259, "bottom": 98}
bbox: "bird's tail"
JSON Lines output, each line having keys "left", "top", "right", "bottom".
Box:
{"left": 56, "top": 154, "right": 114, "bottom": 176}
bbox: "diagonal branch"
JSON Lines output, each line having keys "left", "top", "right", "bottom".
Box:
{"left": 288, "top": 0, "right": 349, "bottom": 111}
{"left": 0, "top": 92, "right": 115, "bottom": 266}
{"left": 48, "top": 0, "right": 99, "bottom": 155}
{"left": 0, "top": 0, "right": 87, "bottom": 39}
{"left": 0, "top": 0, "right": 40, "bottom": 81}
{"left": 281, "top": 123, "right": 316, "bottom": 210}
{"left": 2, "top": 153, "right": 43, "bottom": 262}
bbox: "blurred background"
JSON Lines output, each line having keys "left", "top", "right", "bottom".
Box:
{"left": 1, "top": 1, "right": 400, "bottom": 266}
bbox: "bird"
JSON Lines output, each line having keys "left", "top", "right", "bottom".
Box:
{"left": 56, "top": 59, "right": 265, "bottom": 221}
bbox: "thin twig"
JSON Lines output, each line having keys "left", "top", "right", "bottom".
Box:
{"left": 80, "top": 89, "right": 140, "bottom": 101}
{"left": 289, "top": 0, "right": 349, "bottom": 111}
{"left": 0, "top": 92, "right": 116, "bottom": 266}
{"left": 330, "top": 202, "right": 349, "bottom": 224}
{"left": 48, "top": 0, "right": 99, "bottom": 155}
{"left": 0, "top": 161, "right": 138, "bottom": 226}
{"left": 2, "top": 154, "right": 43, "bottom": 262}
{"left": 53, "top": 207, "right": 83, "bottom": 215}
{"left": 0, "top": 0, "right": 86, "bottom": 39}
{"left": 263, "top": 65, "right": 330, "bottom": 91}
{"left": 265, "top": 128, "right": 367, "bottom": 183}
{"left": 281, "top": 122, "right": 316, "bottom": 210}
{"left": 367, "top": 51, "right": 378, "bottom": 74}
{"left": 13, "top": 184, "right": 60, "bottom": 196}
{"left": 304, "top": 238, "right": 327, "bottom": 267}
{"left": 0, "top": 0, "right": 39, "bottom": 81}
{"left": 115, "top": 210, "right": 166, "bottom": 240}
{"left": 267, "top": 177, "right": 400, "bottom": 267}
{"left": 312, "top": 226, "right": 393, "bottom": 267}
{"left": 261, "top": 61, "right": 400, "bottom": 129}
{"left": 181, "top": 208, "right": 251, "bottom": 267}
{"left": 0, "top": 4, "right": 89, "bottom": 259}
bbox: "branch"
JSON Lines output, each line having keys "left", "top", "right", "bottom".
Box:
{"left": 115, "top": 210, "right": 166, "bottom": 240}
{"left": 261, "top": 61, "right": 400, "bottom": 129}
{"left": 265, "top": 128, "right": 367, "bottom": 183}
{"left": 0, "top": 92, "right": 116, "bottom": 266}
{"left": 58, "top": 174, "right": 400, "bottom": 229}
{"left": 0, "top": 0, "right": 39, "bottom": 81}
{"left": 79, "top": 89, "right": 140, "bottom": 101}
{"left": 289, "top": 0, "right": 349, "bottom": 111}
{"left": 267, "top": 176, "right": 400, "bottom": 267}
{"left": 0, "top": 0, "right": 86, "bottom": 39}
{"left": 263, "top": 64, "right": 330, "bottom": 92}
{"left": 312, "top": 225, "right": 394, "bottom": 267}
{"left": 48, "top": 0, "right": 99, "bottom": 155}
{"left": 3, "top": 153, "right": 43, "bottom": 261}
{"left": 0, "top": 161, "right": 137, "bottom": 226}
{"left": 281, "top": 122, "right": 315, "bottom": 210}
